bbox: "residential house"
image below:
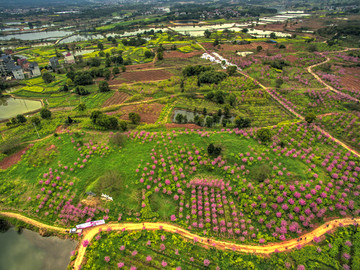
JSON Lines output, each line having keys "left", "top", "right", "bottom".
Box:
{"left": 0, "top": 54, "right": 16, "bottom": 76}
{"left": 18, "top": 59, "right": 41, "bottom": 78}
{"left": 12, "top": 66, "right": 25, "bottom": 80}
{"left": 49, "top": 57, "right": 60, "bottom": 70}
{"left": 64, "top": 52, "right": 75, "bottom": 64}
{"left": 28, "top": 62, "right": 41, "bottom": 77}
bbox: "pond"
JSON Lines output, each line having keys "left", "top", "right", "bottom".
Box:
{"left": 0, "top": 97, "right": 42, "bottom": 120}
{"left": 0, "top": 221, "right": 77, "bottom": 270}
{"left": 59, "top": 33, "right": 104, "bottom": 44}
{"left": 173, "top": 109, "right": 235, "bottom": 124}
{"left": 169, "top": 24, "right": 240, "bottom": 37}
{"left": 0, "top": 30, "right": 73, "bottom": 41}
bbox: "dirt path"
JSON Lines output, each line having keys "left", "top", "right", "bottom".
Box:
{"left": 312, "top": 125, "right": 360, "bottom": 157}
{"left": 64, "top": 218, "right": 360, "bottom": 269}
{"left": 210, "top": 50, "right": 360, "bottom": 158}
{"left": 317, "top": 112, "right": 337, "bottom": 118}
{"left": 0, "top": 211, "right": 359, "bottom": 269}
{"left": 307, "top": 48, "right": 360, "bottom": 104}
{"left": 0, "top": 211, "right": 66, "bottom": 233}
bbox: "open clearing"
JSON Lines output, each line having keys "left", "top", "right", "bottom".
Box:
{"left": 107, "top": 102, "right": 164, "bottom": 123}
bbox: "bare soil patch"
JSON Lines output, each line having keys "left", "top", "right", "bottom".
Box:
{"left": 221, "top": 42, "right": 276, "bottom": 52}
{"left": 81, "top": 197, "right": 102, "bottom": 208}
{"left": 255, "top": 23, "right": 287, "bottom": 32}
{"left": 338, "top": 67, "right": 360, "bottom": 93}
{"left": 122, "top": 70, "right": 172, "bottom": 82}
{"left": 202, "top": 42, "right": 295, "bottom": 55}
{"left": 165, "top": 123, "right": 202, "bottom": 129}
{"left": 164, "top": 50, "right": 203, "bottom": 58}
{"left": 107, "top": 103, "right": 164, "bottom": 123}
{"left": 108, "top": 69, "right": 172, "bottom": 84}
{"left": 55, "top": 125, "right": 67, "bottom": 134}
{"left": 102, "top": 91, "right": 130, "bottom": 107}
{"left": 254, "top": 17, "right": 324, "bottom": 34}
{"left": 126, "top": 62, "right": 155, "bottom": 71}
{"left": 0, "top": 145, "right": 30, "bottom": 170}
{"left": 46, "top": 144, "right": 57, "bottom": 151}
{"left": 285, "top": 55, "right": 298, "bottom": 63}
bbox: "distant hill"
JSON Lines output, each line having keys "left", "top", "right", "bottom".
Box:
{"left": 0, "top": 0, "right": 93, "bottom": 9}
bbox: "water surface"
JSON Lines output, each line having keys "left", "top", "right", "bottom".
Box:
{"left": 173, "top": 109, "right": 235, "bottom": 124}
{"left": 0, "top": 31, "right": 73, "bottom": 41}
{"left": 0, "top": 226, "right": 76, "bottom": 270}
{"left": 0, "top": 97, "right": 42, "bottom": 120}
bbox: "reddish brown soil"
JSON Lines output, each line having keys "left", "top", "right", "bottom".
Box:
{"left": 107, "top": 103, "right": 164, "bottom": 123}
{"left": 126, "top": 62, "right": 155, "bottom": 71}
{"left": 202, "top": 42, "right": 295, "bottom": 55}
{"left": 221, "top": 42, "right": 276, "bottom": 52}
{"left": 202, "top": 42, "right": 275, "bottom": 52}
{"left": 0, "top": 146, "right": 30, "bottom": 170}
{"left": 55, "top": 125, "right": 67, "bottom": 133}
{"left": 285, "top": 55, "right": 298, "bottom": 63}
{"left": 165, "top": 123, "right": 203, "bottom": 129}
{"left": 107, "top": 69, "right": 172, "bottom": 84}
{"left": 255, "top": 23, "right": 287, "bottom": 32}
{"left": 46, "top": 144, "right": 57, "bottom": 151}
{"left": 287, "top": 18, "right": 325, "bottom": 31}
{"left": 102, "top": 91, "right": 130, "bottom": 107}
{"left": 338, "top": 67, "right": 360, "bottom": 93}
{"left": 201, "top": 42, "right": 217, "bottom": 51}
{"left": 255, "top": 17, "right": 325, "bottom": 34}
{"left": 123, "top": 70, "right": 172, "bottom": 82}
{"left": 164, "top": 50, "right": 203, "bottom": 58}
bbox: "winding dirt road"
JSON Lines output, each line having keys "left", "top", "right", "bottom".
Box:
{"left": 209, "top": 49, "right": 360, "bottom": 157}
{"left": 0, "top": 211, "right": 359, "bottom": 270}
{"left": 0, "top": 211, "right": 66, "bottom": 233}
{"left": 307, "top": 48, "right": 360, "bottom": 104}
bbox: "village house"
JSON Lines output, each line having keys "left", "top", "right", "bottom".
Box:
{"left": 49, "top": 56, "right": 60, "bottom": 70}
{"left": 18, "top": 58, "right": 41, "bottom": 78}
{"left": 0, "top": 54, "right": 16, "bottom": 76}
{"left": 28, "top": 62, "right": 41, "bottom": 77}
{"left": 64, "top": 52, "right": 75, "bottom": 64}
{"left": 11, "top": 66, "right": 25, "bottom": 80}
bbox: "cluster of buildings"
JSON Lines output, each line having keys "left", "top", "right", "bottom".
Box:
{"left": 0, "top": 54, "right": 41, "bottom": 80}
{"left": 199, "top": 8, "right": 245, "bottom": 20}
{"left": 0, "top": 51, "right": 75, "bottom": 80}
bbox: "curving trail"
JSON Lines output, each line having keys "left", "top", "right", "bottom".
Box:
{"left": 2, "top": 49, "right": 360, "bottom": 269}
{"left": 209, "top": 49, "right": 360, "bottom": 158}
{"left": 0, "top": 211, "right": 359, "bottom": 270}
{"left": 307, "top": 48, "right": 360, "bottom": 104}
{"left": 0, "top": 211, "right": 66, "bottom": 233}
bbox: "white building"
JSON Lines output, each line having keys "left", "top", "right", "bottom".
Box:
{"left": 28, "top": 62, "right": 41, "bottom": 77}
{"left": 64, "top": 52, "right": 75, "bottom": 64}
{"left": 12, "top": 66, "right": 25, "bottom": 80}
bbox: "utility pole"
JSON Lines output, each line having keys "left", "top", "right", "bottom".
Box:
{"left": 33, "top": 122, "right": 40, "bottom": 139}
